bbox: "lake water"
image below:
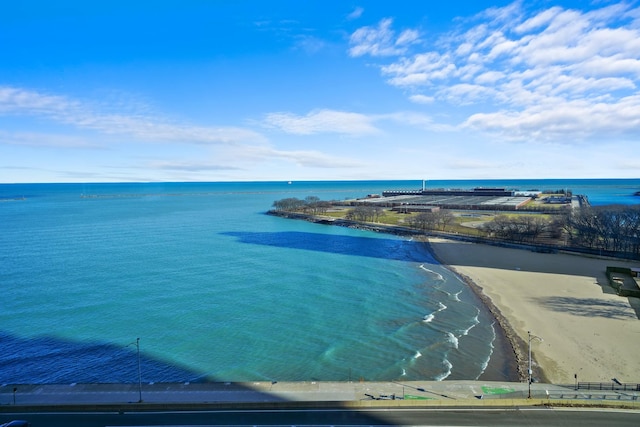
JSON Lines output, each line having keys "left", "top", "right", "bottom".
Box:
{"left": 1, "top": 179, "right": 638, "bottom": 384}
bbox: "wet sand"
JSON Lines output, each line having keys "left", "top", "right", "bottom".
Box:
{"left": 428, "top": 238, "right": 640, "bottom": 385}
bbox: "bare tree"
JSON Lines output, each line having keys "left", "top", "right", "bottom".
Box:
{"left": 434, "top": 210, "right": 455, "bottom": 231}
{"left": 409, "top": 212, "right": 437, "bottom": 231}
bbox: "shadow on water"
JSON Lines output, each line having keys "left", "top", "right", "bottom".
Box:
{"left": 221, "top": 231, "right": 436, "bottom": 263}
{"left": 0, "top": 332, "right": 205, "bottom": 385}
{"left": 0, "top": 332, "right": 396, "bottom": 425}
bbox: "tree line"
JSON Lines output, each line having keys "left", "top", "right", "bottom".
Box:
{"left": 567, "top": 205, "right": 640, "bottom": 255}
{"left": 271, "top": 196, "right": 332, "bottom": 214}
{"left": 272, "top": 196, "right": 640, "bottom": 258}
{"left": 407, "top": 211, "right": 455, "bottom": 231}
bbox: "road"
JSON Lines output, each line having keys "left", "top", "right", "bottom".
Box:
{"left": 2, "top": 407, "right": 639, "bottom": 427}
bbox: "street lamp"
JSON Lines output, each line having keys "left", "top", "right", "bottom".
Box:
{"left": 127, "top": 338, "right": 143, "bottom": 403}
{"left": 528, "top": 331, "right": 543, "bottom": 398}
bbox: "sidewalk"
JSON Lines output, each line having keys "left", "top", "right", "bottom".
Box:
{"left": 2, "top": 381, "right": 638, "bottom": 408}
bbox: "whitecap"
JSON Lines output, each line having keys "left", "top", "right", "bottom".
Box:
{"left": 461, "top": 314, "right": 480, "bottom": 336}
{"left": 446, "top": 332, "right": 459, "bottom": 349}
{"left": 461, "top": 324, "right": 475, "bottom": 336}
{"left": 435, "top": 359, "right": 453, "bottom": 381}
{"left": 419, "top": 265, "right": 444, "bottom": 281}
{"left": 422, "top": 314, "right": 435, "bottom": 323}
{"left": 413, "top": 351, "right": 422, "bottom": 359}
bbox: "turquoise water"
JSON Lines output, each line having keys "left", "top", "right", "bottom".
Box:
{"left": 1, "top": 179, "right": 638, "bottom": 384}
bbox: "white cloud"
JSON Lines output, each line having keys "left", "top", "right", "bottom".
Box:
{"left": 463, "top": 95, "right": 640, "bottom": 141}
{"left": 474, "top": 71, "right": 505, "bottom": 84}
{"left": 515, "top": 6, "right": 563, "bottom": 33}
{"left": 409, "top": 94, "right": 434, "bottom": 104}
{"left": 354, "top": 1, "right": 640, "bottom": 142}
{"left": 266, "top": 148, "right": 364, "bottom": 168}
{"left": 150, "top": 161, "right": 244, "bottom": 172}
{"left": 264, "top": 109, "right": 380, "bottom": 136}
{"left": 293, "top": 35, "right": 326, "bottom": 54}
{"left": 0, "top": 130, "right": 102, "bottom": 148}
{"left": 396, "top": 28, "right": 420, "bottom": 47}
{"left": 348, "top": 18, "right": 420, "bottom": 57}
{"left": 0, "top": 86, "right": 266, "bottom": 145}
{"left": 380, "top": 111, "right": 433, "bottom": 127}
{"left": 347, "top": 6, "right": 364, "bottom": 21}
{"left": 221, "top": 143, "right": 365, "bottom": 168}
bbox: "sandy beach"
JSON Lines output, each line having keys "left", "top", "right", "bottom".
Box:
{"left": 428, "top": 237, "right": 640, "bottom": 385}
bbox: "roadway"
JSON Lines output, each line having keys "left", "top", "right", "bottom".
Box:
{"left": 2, "top": 407, "right": 640, "bottom": 426}
{"left": 1, "top": 381, "right": 638, "bottom": 426}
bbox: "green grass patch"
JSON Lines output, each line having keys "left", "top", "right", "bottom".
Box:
{"left": 404, "top": 394, "right": 435, "bottom": 400}
{"left": 481, "top": 385, "right": 515, "bottom": 395}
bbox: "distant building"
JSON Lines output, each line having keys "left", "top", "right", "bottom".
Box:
{"left": 391, "top": 205, "right": 440, "bottom": 213}
{"left": 545, "top": 196, "right": 571, "bottom": 204}
{"left": 383, "top": 187, "right": 514, "bottom": 197}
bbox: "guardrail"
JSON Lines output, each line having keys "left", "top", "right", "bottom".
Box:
{"left": 548, "top": 393, "right": 638, "bottom": 401}
{"left": 563, "top": 382, "right": 640, "bottom": 391}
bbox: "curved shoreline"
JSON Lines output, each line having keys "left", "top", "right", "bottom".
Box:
{"left": 424, "top": 239, "right": 526, "bottom": 383}
{"left": 426, "top": 237, "right": 640, "bottom": 385}
{"left": 267, "top": 211, "right": 524, "bottom": 381}
{"left": 431, "top": 256, "right": 532, "bottom": 383}
{"left": 267, "top": 211, "right": 640, "bottom": 384}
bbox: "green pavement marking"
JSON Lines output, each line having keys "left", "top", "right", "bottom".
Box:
{"left": 404, "top": 394, "right": 434, "bottom": 400}
{"left": 481, "top": 386, "right": 515, "bottom": 395}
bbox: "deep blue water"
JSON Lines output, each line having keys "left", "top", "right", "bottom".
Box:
{"left": 0, "top": 179, "right": 638, "bottom": 385}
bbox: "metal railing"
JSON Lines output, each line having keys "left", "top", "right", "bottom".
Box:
{"left": 571, "top": 382, "right": 640, "bottom": 391}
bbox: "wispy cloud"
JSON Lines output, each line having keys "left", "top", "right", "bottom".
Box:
{"left": 408, "top": 94, "right": 435, "bottom": 104}
{"left": 347, "top": 7, "right": 364, "bottom": 21}
{"left": 350, "top": 1, "right": 640, "bottom": 141}
{"left": 0, "top": 86, "right": 266, "bottom": 145}
{"left": 221, "top": 144, "right": 365, "bottom": 168}
{"left": 150, "top": 161, "right": 244, "bottom": 172}
{"left": 264, "top": 109, "right": 380, "bottom": 136}
{"left": 264, "top": 108, "right": 446, "bottom": 135}
{"left": 0, "top": 130, "right": 103, "bottom": 148}
{"left": 265, "top": 147, "right": 364, "bottom": 168}
{"left": 348, "top": 18, "right": 420, "bottom": 57}
{"left": 292, "top": 35, "right": 326, "bottom": 55}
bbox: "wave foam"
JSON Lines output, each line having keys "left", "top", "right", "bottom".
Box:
{"left": 435, "top": 359, "right": 453, "bottom": 381}
{"left": 422, "top": 314, "right": 435, "bottom": 323}
{"left": 422, "top": 302, "right": 447, "bottom": 323}
{"left": 446, "top": 332, "right": 459, "bottom": 349}
{"left": 461, "top": 314, "right": 480, "bottom": 336}
{"left": 419, "top": 265, "right": 444, "bottom": 281}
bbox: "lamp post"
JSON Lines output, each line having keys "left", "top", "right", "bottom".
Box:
{"left": 136, "top": 337, "right": 142, "bottom": 403}
{"left": 528, "top": 331, "right": 543, "bottom": 398}
{"left": 128, "top": 338, "right": 143, "bottom": 403}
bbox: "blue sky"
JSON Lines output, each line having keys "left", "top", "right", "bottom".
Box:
{"left": 1, "top": 0, "right": 639, "bottom": 183}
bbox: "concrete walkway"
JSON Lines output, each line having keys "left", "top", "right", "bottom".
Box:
{"left": 1, "top": 381, "right": 638, "bottom": 408}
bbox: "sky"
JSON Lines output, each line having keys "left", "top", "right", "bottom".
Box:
{"left": 1, "top": 0, "right": 639, "bottom": 183}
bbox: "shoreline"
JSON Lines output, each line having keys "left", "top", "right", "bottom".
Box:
{"left": 425, "top": 240, "right": 524, "bottom": 383}
{"left": 267, "top": 211, "right": 640, "bottom": 383}
{"left": 427, "top": 237, "right": 640, "bottom": 385}
{"left": 441, "top": 263, "right": 533, "bottom": 383}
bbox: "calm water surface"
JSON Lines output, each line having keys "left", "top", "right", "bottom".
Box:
{"left": 1, "top": 179, "right": 637, "bottom": 383}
